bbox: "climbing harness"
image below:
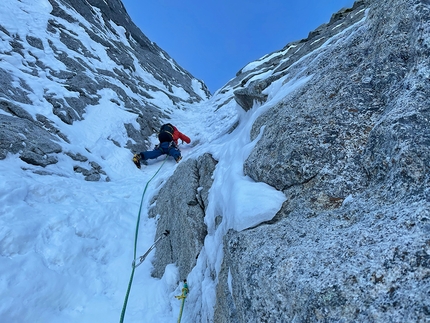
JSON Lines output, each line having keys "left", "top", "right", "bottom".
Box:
{"left": 119, "top": 156, "right": 168, "bottom": 323}
{"left": 175, "top": 280, "right": 189, "bottom": 323}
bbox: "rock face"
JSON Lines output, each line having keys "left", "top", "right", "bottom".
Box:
{"left": 210, "top": 0, "right": 430, "bottom": 322}
{"left": 149, "top": 153, "right": 217, "bottom": 280}
{"left": 232, "top": 2, "right": 367, "bottom": 112}
{"left": 2, "top": 0, "right": 429, "bottom": 321}
{"left": 150, "top": 0, "right": 430, "bottom": 322}
{"left": 0, "top": 0, "right": 209, "bottom": 178}
{"left": 0, "top": 111, "right": 62, "bottom": 166}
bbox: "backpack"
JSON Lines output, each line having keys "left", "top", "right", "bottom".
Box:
{"left": 158, "top": 123, "right": 175, "bottom": 142}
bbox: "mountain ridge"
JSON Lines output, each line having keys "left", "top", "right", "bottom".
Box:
{"left": 1, "top": 0, "right": 429, "bottom": 322}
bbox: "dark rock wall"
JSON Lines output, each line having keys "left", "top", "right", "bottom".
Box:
{"left": 149, "top": 153, "right": 217, "bottom": 280}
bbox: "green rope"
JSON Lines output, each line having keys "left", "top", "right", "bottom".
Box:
{"left": 120, "top": 156, "right": 168, "bottom": 323}
{"left": 175, "top": 280, "right": 189, "bottom": 323}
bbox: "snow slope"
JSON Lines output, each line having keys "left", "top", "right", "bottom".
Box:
{"left": 0, "top": 57, "right": 312, "bottom": 322}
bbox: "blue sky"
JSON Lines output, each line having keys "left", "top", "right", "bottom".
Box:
{"left": 121, "top": 0, "right": 355, "bottom": 93}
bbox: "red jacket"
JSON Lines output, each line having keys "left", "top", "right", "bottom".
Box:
{"left": 172, "top": 126, "right": 191, "bottom": 145}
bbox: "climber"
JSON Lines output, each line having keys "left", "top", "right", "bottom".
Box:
{"left": 132, "top": 123, "right": 191, "bottom": 169}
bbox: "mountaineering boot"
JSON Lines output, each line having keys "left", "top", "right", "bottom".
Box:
{"left": 175, "top": 156, "right": 182, "bottom": 163}
{"left": 132, "top": 154, "right": 141, "bottom": 169}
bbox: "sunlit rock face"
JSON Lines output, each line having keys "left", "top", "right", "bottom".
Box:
{"left": 0, "top": 0, "right": 209, "bottom": 178}
{"left": 210, "top": 0, "right": 430, "bottom": 322}
{"left": 2, "top": 0, "right": 430, "bottom": 321}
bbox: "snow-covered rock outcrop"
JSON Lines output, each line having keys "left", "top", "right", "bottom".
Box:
{"left": 148, "top": 0, "right": 430, "bottom": 322}
{"left": 0, "top": 0, "right": 209, "bottom": 180}
{"left": 1, "top": 0, "right": 429, "bottom": 322}
{"left": 207, "top": 0, "right": 430, "bottom": 322}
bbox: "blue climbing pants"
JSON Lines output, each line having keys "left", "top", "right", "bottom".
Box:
{"left": 140, "top": 141, "right": 181, "bottom": 161}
